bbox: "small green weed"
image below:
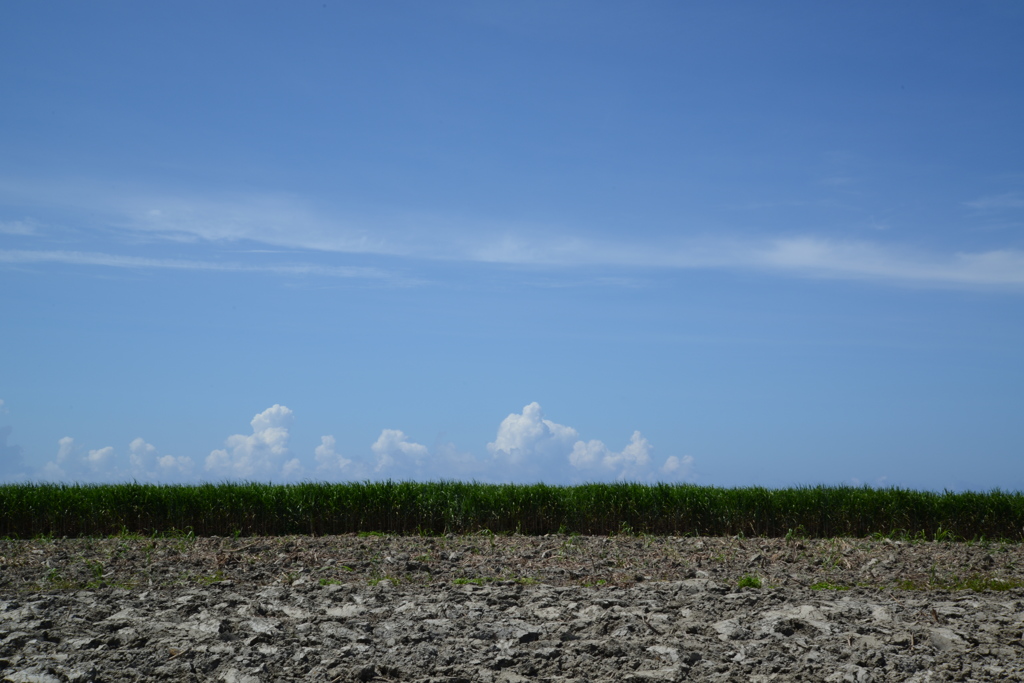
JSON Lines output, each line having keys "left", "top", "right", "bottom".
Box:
{"left": 113, "top": 526, "right": 146, "bottom": 541}
{"left": 737, "top": 575, "right": 762, "bottom": 589}
{"left": 810, "top": 581, "right": 850, "bottom": 591}
{"left": 85, "top": 559, "right": 105, "bottom": 580}
{"left": 453, "top": 575, "right": 536, "bottom": 586}
{"left": 167, "top": 527, "right": 196, "bottom": 552}
{"left": 43, "top": 567, "right": 72, "bottom": 589}
{"left": 197, "top": 571, "right": 226, "bottom": 585}
{"left": 453, "top": 577, "right": 489, "bottom": 586}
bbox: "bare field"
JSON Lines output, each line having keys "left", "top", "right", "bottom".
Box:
{"left": 2, "top": 535, "right": 1023, "bottom": 681}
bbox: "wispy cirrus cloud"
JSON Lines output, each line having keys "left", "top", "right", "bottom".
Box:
{"left": 473, "top": 236, "right": 1024, "bottom": 288}
{"left": 0, "top": 249, "right": 393, "bottom": 280}
{"left": 7, "top": 232, "right": 1024, "bottom": 292}
{"left": 744, "top": 238, "right": 1024, "bottom": 287}
{"left": 113, "top": 190, "right": 1024, "bottom": 289}
{"left": 5, "top": 179, "right": 1024, "bottom": 290}
{"left": 0, "top": 219, "right": 38, "bottom": 235}
{"left": 964, "top": 192, "right": 1024, "bottom": 211}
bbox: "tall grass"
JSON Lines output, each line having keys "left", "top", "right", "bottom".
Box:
{"left": 0, "top": 482, "right": 1021, "bottom": 539}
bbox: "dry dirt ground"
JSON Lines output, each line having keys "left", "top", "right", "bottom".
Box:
{"left": 1, "top": 534, "right": 1023, "bottom": 682}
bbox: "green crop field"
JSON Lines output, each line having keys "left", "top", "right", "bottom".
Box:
{"left": 1, "top": 481, "right": 1021, "bottom": 540}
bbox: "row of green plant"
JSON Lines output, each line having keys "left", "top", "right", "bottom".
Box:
{"left": 1, "top": 481, "right": 1022, "bottom": 539}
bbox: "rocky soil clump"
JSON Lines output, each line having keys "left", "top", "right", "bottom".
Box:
{"left": 2, "top": 535, "right": 1023, "bottom": 682}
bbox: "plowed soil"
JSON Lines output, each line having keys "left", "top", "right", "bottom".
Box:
{"left": 2, "top": 535, "right": 1023, "bottom": 682}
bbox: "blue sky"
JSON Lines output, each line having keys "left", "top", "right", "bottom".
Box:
{"left": 2, "top": 1, "right": 1023, "bottom": 490}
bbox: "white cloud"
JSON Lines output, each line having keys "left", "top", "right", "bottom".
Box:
{"left": 569, "top": 431, "right": 652, "bottom": 480}
{"left": 128, "top": 437, "right": 156, "bottom": 470}
{"left": 40, "top": 462, "right": 65, "bottom": 480}
{"left": 56, "top": 436, "right": 75, "bottom": 463}
{"left": 156, "top": 454, "right": 194, "bottom": 476}
{"left": 371, "top": 429, "right": 429, "bottom": 473}
{"left": 21, "top": 237, "right": 1014, "bottom": 289}
{"left": 205, "top": 404, "right": 295, "bottom": 479}
{"left": 965, "top": 192, "right": 1024, "bottom": 211}
{"left": 0, "top": 399, "right": 6, "bottom": 413}
{"left": 281, "top": 458, "right": 305, "bottom": 480}
{"left": 661, "top": 454, "right": 695, "bottom": 479}
{"left": 125, "top": 438, "right": 194, "bottom": 481}
{"left": 752, "top": 239, "right": 1024, "bottom": 286}
{"left": 84, "top": 446, "right": 115, "bottom": 470}
{"left": 0, "top": 220, "right": 36, "bottom": 235}
{"left": 116, "top": 190, "right": 1024, "bottom": 288}
{"left": 0, "top": 249, "right": 389, "bottom": 280}
{"left": 6, "top": 181, "right": 1024, "bottom": 290}
{"left": 487, "top": 402, "right": 579, "bottom": 465}
{"left": 314, "top": 435, "right": 355, "bottom": 475}
{"left": 35, "top": 435, "right": 195, "bottom": 483}
{"left": 124, "top": 193, "right": 401, "bottom": 256}
{"left": 0, "top": 426, "right": 26, "bottom": 481}
{"left": 24, "top": 403, "right": 691, "bottom": 485}
{"left": 40, "top": 437, "right": 77, "bottom": 480}
{"left": 567, "top": 430, "right": 693, "bottom": 482}
{"left": 485, "top": 402, "right": 695, "bottom": 483}
{"left": 475, "top": 236, "right": 1024, "bottom": 288}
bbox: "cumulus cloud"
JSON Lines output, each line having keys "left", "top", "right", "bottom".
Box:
{"left": 314, "top": 435, "right": 354, "bottom": 476}
{"left": 484, "top": 402, "right": 695, "bottom": 483}
{"left": 130, "top": 437, "right": 194, "bottom": 480}
{"left": 34, "top": 435, "right": 195, "bottom": 483}
{"left": 156, "top": 454, "right": 194, "bottom": 476}
{"left": 280, "top": 458, "right": 305, "bottom": 481}
{"left": 569, "top": 431, "right": 652, "bottom": 479}
{"left": 661, "top": 454, "right": 695, "bottom": 478}
{"left": 0, "top": 426, "right": 26, "bottom": 481}
{"left": 39, "top": 437, "right": 77, "bottom": 480}
{"left": 371, "top": 429, "right": 429, "bottom": 473}
{"left": 487, "top": 402, "right": 579, "bottom": 465}
{"left": 84, "top": 446, "right": 114, "bottom": 471}
{"left": 205, "top": 404, "right": 295, "bottom": 479}
{"left": 19, "top": 402, "right": 692, "bottom": 485}
{"left": 567, "top": 430, "right": 692, "bottom": 481}
{"left": 57, "top": 436, "right": 75, "bottom": 463}
{"left": 128, "top": 437, "right": 156, "bottom": 470}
